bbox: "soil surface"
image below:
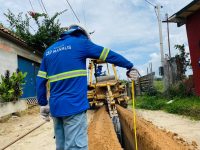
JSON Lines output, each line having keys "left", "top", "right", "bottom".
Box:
{"left": 0, "top": 106, "right": 198, "bottom": 150}
{"left": 0, "top": 107, "right": 55, "bottom": 150}
{"left": 137, "top": 109, "right": 200, "bottom": 150}
{"left": 117, "top": 106, "right": 197, "bottom": 150}
{"left": 0, "top": 107, "right": 95, "bottom": 150}
{"left": 88, "top": 106, "right": 122, "bottom": 150}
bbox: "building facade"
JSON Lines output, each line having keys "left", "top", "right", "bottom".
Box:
{"left": 0, "top": 26, "right": 42, "bottom": 98}
{"left": 186, "top": 9, "right": 200, "bottom": 96}
{"left": 169, "top": 0, "right": 200, "bottom": 96}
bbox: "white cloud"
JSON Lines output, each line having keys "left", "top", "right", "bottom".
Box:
{"left": 138, "top": 52, "right": 161, "bottom": 75}
{"left": 0, "top": 0, "right": 194, "bottom": 78}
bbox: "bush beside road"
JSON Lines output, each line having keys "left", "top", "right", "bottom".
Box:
{"left": 135, "top": 96, "right": 200, "bottom": 120}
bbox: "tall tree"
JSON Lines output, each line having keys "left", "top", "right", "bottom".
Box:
{"left": 4, "top": 10, "right": 66, "bottom": 52}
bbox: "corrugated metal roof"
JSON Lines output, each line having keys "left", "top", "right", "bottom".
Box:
{"left": 168, "top": 0, "right": 200, "bottom": 27}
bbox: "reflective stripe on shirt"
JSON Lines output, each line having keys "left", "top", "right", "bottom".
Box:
{"left": 99, "top": 48, "right": 110, "bottom": 61}
{"left": 48, "top": 70, "right": 87, "bottom": 83}
{"left": 37, "top": 71, "right": 47, "bottom": 79}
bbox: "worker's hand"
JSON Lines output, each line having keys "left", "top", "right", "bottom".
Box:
{"left": 40, "top": 105, "right": 50, "bottom": 122}
{"left": 126, "top": 67, "right": 139, "bottom": 80}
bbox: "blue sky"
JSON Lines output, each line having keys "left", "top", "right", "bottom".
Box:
{"left": 0, "top": 0, "right": 193, "bottom": 79}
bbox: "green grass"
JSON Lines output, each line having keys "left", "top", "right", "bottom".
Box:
{"left": 136, "top": 96, "right": 167, "bottom": 110}
{"left": 135, "top": 96, "right": 200, "bottom": 120}
{"left": 164, "top": 97, "right": 200, "bottom": 120}
{"left": 153, "top": 80, "right": 164, "bottom": 93}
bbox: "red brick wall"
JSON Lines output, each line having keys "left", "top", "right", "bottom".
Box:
{"left": 186, "top": 9, "right": 200, "bottom": 96}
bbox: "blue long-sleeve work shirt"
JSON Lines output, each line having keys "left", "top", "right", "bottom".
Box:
{"left": 36, "top": 34, "right": 133, "bottom": 117}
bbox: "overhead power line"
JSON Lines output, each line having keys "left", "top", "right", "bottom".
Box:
{"left": 82, "top": 0, "right": 87, "bottom": 27}
{"left": 37, "top": 0, "right": 45, "bottom": 14}
{"left": 29, "top": 25, "right": 36, "bottom": 33}
{"left": 144, "top": 0, "right": 159, "bottom": 20}
{"left": 144, "top": 0, "right": 156, "bottom": 7}
{"left": 40, "top": 0, "right": 48, "bottom": 15}
{"left": 65, "top": 0, "right": 81, "bottom": 23}
{"left": 28, "top": 0, "right": 35, "bottom": 12}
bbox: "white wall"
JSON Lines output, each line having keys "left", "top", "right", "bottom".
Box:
{"left": 0, "top": 100, "right": 28, "bottom": 118}
{"left": 0, "top": 36, "right": 41, "bottom": 76}
{"left": 0, "top": 44, "right": 17, "bottom": 74}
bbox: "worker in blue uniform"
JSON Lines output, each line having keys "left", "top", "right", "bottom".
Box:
{"left": 95, "top": 65, "right": 106, "bottom": 77}
{"left": 37, "top": 24, "right": 135, "bottom": 150}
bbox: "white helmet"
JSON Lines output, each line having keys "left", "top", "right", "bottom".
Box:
{"left": 60, "top": 24, "right": 90, "bottom": 39}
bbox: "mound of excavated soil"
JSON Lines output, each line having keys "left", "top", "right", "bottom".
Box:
{"left": 137, "top": 109, "right": 200, "bottom": 150}
{"left": 117, "top": 105, "right": 197, "bottom": 150}
{"left": 88, "top": 106, "right": 122, "bottom": 150}
{"left": 1, "top": 105, "right": 197, "bottom": 150}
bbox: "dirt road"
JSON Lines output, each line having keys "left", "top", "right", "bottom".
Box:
{"left": 137, "top": 109, "right": 200, "bottom": 149}
{"left": 0, "top": 107, "right": 95, "bottom": 150}
{"left": 0, "top": 106, "right": 198, "bottom": 150}
{"left": 0, "top": 107, "right": 55, "bottom": 150}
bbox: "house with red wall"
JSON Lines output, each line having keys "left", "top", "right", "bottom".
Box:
{"left": 169, "top": 0, "right": 200, "bottom": 96}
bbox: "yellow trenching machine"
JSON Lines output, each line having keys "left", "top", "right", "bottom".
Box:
{"left": 87, "top": 59, "right": 130, "bottom": 117}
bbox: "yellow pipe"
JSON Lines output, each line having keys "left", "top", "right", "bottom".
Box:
{"left": 112, "top": 64, "right": 118, "bottom": 80}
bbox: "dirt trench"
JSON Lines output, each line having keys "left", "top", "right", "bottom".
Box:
{"left": 117, "top": 105, "right": 197, "bottom": 150}
{"left": 0, "top": 106, "right": 198, "bottom": 150}
{"left": 88, "top": 106, "right": 122, "bottom": 150}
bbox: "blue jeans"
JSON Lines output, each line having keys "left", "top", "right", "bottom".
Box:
{"left": 53, "top": 111, "right": 88, "bottom": 150}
